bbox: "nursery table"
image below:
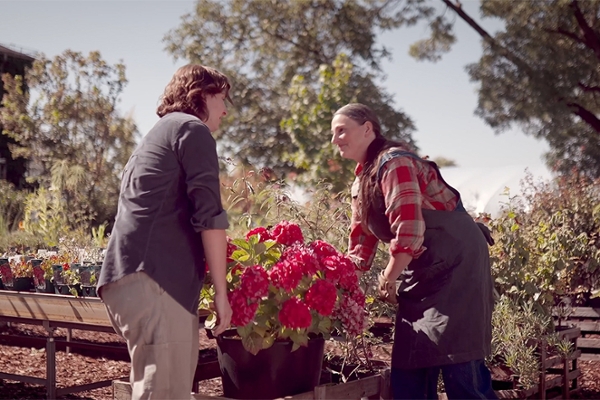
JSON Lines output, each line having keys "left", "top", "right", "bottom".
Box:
{"left": 0, "top": 290, "right": 123, "bottom": 399}
{"left": 0, "top": 290, "right": 213, "bottom": 399}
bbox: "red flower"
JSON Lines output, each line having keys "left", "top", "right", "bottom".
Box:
{"left": 321, "top": 254, "right": 358, "bottom": 290}
{"left": 229, "top": 289, "right": 259, "bottom": 327}
{"left": 279, "top": 298, "right": 312, "bottom": 329}
{"left": 239, "top": 265, "right": 269, "bottom": 300}
{"left": 269, "top": 259, "right": 303, "bottom": 292}
{"left": 246, "top": 227, "right": 272, "bottom": 242}
{"left": 270, "top": 221, "right": 303, "bottom": 246}
{"left": 334, "top": 294, "right": 367, "bottom": 337}
{"left": 309, "top": 240, "right": 339, "bottom": 260}
{"left": 280, "top": 244, "right": 319, "bottom": 277}
{"left": 305, "top": 279, "right": 337, "bottom": 316}
{"left": 63, "top": 263, "right": 70, "bottom": 271}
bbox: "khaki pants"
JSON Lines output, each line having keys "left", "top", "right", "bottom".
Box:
{"left": 101, "top": 272, "right": 199, "bottom": 400}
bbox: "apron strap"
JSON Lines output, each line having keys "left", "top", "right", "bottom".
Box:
{"left": 376, "top": 150, "right": 466, "bottom": 213}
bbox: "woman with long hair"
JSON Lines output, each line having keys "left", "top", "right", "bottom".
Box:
{"left": 331, "top": 103, "right": 497, "bottom": 399}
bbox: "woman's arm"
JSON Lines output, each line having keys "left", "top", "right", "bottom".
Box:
{"left": 201, "top": 229, "right": 232, "bottom": 336}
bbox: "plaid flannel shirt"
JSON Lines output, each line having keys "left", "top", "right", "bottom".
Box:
{"left": 348, "top": 151, "right": 458, "bottom": 271}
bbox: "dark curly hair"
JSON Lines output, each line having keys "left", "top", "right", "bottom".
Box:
{"left": 156, "top": 64, "right": 231, "bottom": 120}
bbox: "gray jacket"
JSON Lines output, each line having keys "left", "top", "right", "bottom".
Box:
{"left": 98, "top": 112, "right": 228, "bottom": 314}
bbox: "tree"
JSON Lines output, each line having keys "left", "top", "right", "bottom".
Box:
{"left": 0, "top": 50, "right": 138, "bottom": 227}
{"left": 412, "top": 0, "right": 600, "bottom": 178}
{"left": 432, "top": 156, "right": 457, "bottom": 168}
{"left": 281, "top": 54, "right": 359, "bottom": 190}
{"left": 164, "top": 0, "right": 419, "bottom": 178}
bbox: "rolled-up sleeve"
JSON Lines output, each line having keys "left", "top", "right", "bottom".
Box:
{"left": 175, "top": 121, "right": 229, "bottom": 231}
{"left": 379, "top": 157, "right": 426, "bottom": 258}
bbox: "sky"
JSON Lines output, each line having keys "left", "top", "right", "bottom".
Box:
{"left": 0, "top": 0, "right": 551, "bottom": 174}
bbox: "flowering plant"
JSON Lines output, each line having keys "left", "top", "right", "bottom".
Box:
{"left": 201, "top": 220, "right": 367, "bottom": 355}
{"left": 0, "top": 261, "right": 13, "bottom": 285}
{"left": 11, "top": 258, "right": 33, "bottom": 278}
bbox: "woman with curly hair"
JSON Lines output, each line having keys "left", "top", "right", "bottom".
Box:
{"left": 98, "top": 64, "right": 232, "bottom": 400}
{"left": 331, "top": 103, "right": 497, "bottom": 400}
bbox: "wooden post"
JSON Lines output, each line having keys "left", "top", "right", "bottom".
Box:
{"left": 539, "top": 338, "right": 546, "bottom": 400}
{"left": 562, "top": 357, "right": 569, "bottom": 400}
{"left": 44, "top": 321, "right": 57, "bottom": 400}
{"left": 113, "top": 380, "right": 132, "bottom": 400}
{"left": 379, "top": 368, "right": 391, "bottom": 400}
{"left": 66, "top": 327, "right": 72, "bottom": 354}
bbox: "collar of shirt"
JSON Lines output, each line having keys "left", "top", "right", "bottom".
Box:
{"left": 354, "top": 163, "right": 363, "bottom": 176}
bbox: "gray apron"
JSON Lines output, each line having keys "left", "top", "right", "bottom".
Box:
{"left": 354, "top": 150, "right": 494, "bottom": 369}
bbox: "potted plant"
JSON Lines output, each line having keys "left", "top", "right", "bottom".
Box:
{"left": 9, "top": 258, "right": 34, "bottom": 292}
{"left": 50, "top": 252, "right": 81, "bottom": 296}
{"left": 0, "top": 258, "right": 12, "bottom": 289}
{"left": 201, "top": 220, "right": 367, "bottom": 399}
{"left": 33, "top": 257, "right": 55, "bottom": 293}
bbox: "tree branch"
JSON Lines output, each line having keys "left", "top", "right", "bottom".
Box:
{"left": 578, "top": 82, "right": 600, "bottom": 93}
{"left": 570, "top": 0, "right": 600, "bottom": 61}
{"left": 441, "top": 0, "right": 600, "bottom": 136}
{"left": 545, "top": 27, "right": 585, "bottom": 45}
{"left": 567, "top": 101, "right": 600, "bottom": 132}
{"left": 440, "top": 0, "right": 493, "bottom": 41}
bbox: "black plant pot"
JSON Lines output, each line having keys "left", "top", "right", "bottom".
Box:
{"left": 11, "top": 277, "right": 34, "bottom": 292}
{"left": 216, "top": 333, "right": 324, "bottom": 399}
{"left": 82, "top": 286, "right": 97, "bottom": 297}
{"left": 54, "top": 284, "right": 82, "bottom": 296}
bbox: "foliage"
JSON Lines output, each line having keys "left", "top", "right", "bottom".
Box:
{"left": 490, "top": 296, "right": 552, "bottom": 389}
{"left": 0, "top": 230, "right": 46, "bottom": 256}
{"left": 91, "top": 222, "right": 109, "bottom": 249}
{"left": 164, "top": 0, "right": 416, "bottom": 176}
{"left": 411, "top": 0, "right": 600, "bottom": 178}
{"left": 281, "top": 54, "right": 358, "bottom": 191}
{"left": 22, "top": 187, "right": 68, "bottom": 248}
{"left": 202, "top": 221, "right": 367, "bottom": 355}
{"left": 221, "top": 165, "right": 396, "bottom": 320}
{"left": 10, "top": 258, "right": 33, "bottom": 279}
{"left": 489, "top": 173, "right": 600, "bottom": 308}
{"left": 0, "top": 50, "right": 138, "bottom": 228}
{"left": 0, "top": 180, "right": 28, "bottom": 235}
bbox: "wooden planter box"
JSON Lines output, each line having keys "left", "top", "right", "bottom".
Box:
{"left": 556, "top": 307, "right": 600, "bottom": 361}
{"left": 487, "top": 327, "right": 582, "bottom": 400}
{"left": 113, "top": 369, "right": 392, "bottom": 400}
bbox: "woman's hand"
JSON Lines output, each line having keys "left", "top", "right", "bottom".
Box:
{"left": 212, "top": 292, "right": 232, "bottom": 336}
{"left": 377, "top": 271, "right": 398, "bottom": 304}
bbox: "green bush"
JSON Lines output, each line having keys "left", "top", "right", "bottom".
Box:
{"left": 490, "top": 173, "right": 600, "bottom": 309}
{"left": 0, "top": 180, "right": 28, "bottom": 235}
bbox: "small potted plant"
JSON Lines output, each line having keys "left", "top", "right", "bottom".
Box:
{"left": 0, "top": 258, "right": 13, "bottom": 289}
{"left": 9, "top": 258, "right": 34, "bottom": 292}
{"left": 201, "top": 220, "right": 367, "bottom": 399}
{"left": 34, "top": 257, "right": 56, "bottom": 293}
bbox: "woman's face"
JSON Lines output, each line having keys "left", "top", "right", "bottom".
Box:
{"left": 204, "top": 92, "right": 228, "bottom": 132}
{"left": 331, "top": 114, "right": 374, "bottom": 163}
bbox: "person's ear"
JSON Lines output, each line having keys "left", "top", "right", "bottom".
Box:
{"left": 364, "top": 121, "right": 374, "bottom": 137}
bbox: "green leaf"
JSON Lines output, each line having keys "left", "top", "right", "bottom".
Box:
{"left": 237, "top": 324, "right": 253, "bottom": 338}
{"left": 263, "top": 335, "right": 275, "bottom": 349}
{"left": 204, "top": 313, "right": 217, "bottom": 330}
{"left": 242, "top": 332, "right": 264, "bottom": 355}
{"left": 232, "top": 239, "right": 252, "bottom": 251}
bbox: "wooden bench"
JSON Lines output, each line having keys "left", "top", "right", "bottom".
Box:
{"left": 0, "top": 291, "right": 211, "bottom": 399}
